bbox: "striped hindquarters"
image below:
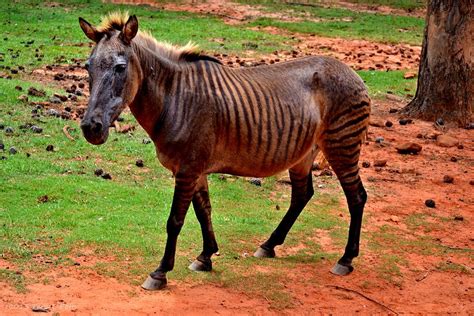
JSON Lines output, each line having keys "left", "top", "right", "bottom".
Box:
{"left": 321, "top": 100, "right": 370, "bottom": 189}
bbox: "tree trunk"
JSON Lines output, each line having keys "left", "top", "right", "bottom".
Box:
{"left": 402, "top": 0, "right": 473, "bottom": 126}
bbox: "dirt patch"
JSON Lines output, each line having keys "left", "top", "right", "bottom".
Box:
{"left": 0, "top": 267, "right": 272, "bottom": 315}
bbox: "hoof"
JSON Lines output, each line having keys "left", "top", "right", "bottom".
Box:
{"left": 253, "top": 247, "right": 275, "bottom": 258}
{"left": 330, "top": 263, "right": 354, "bottom": 276}
{"left": 141, "top": 275, "right": 167, "bottom": 290}
{"left": 188, "top": 260, "right": 212, "bottom": 272}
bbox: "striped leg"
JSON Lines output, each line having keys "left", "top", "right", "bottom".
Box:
{"left": 188, "top": 176, "right": 219, "bottom": 272}
{"left": 324, "top": 144, "right": 367, "bottom": 276}
{"left": 142, "top": 174, "right": 198, "bottom": 290}
{"left": 254, "top": 153, "right": 315, "bottom": 258}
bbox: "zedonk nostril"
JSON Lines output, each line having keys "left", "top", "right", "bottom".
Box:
{"left": 91, "top": 121, "right": 103, "bottom": 133}
{"left": 81, "top": 118, "right": 103, "bottom": 134}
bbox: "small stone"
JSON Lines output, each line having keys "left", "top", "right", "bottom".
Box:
{"left": 442, "top": 175, "right": 454, "bottom": 184}
{"left": 46, "top": 144, "right": 54, "bottom": 151}
{"left": 101, "top": 173, "right": 112, "bottom": 180}
{"left": 396, "top": 142, "right": 422, "bottom": 154}
{"left": 275, "top": 205, "right": 280, "bottom": 211}
{"left": 249, "top": 178, "right": 262, "bottom": 186}
{"left": 135, "top": 159, "right": 144, "bottom": 168}
{"left": 465, "top": 122, "right": 474, "bottom": 130}
{"left": 436, "top": 135, "right": 458, "bottom": 148}
{"left": 46, "top": 109, "right": 60, "bottom": 117}
{"left": 94, "top": 169, "right": 104, "bottom": 176}
{"left": 60, "top": 111, "right": 71, "bottom": 120}
{"left": 373, "top": 159, "right": 387, "bottom": 167}
{"left": 54, "top": 94, "right": 68, "bottom": 102}
{"left": 27, "top": 87, "right": 46, "bottom": 97}
{"left": 370, "top": 119, "right": 385, "bottom": 127}
{"left": 30, "top": 125, "right": 43, "bottom": 133}
{"left": 9, "top": 146, "right": 17, "bottom": 155}
{"left": 454, "top": 215, "right": 463, "bottom": 221}
{"left": 362, "top": 161, "right": 370, "bottom": 168}
{"left": 75, "top": 89, "right": 83, "bottom": 96}
{"left": 457, "top": 144, "right": 464, "bottom": 150}
{"left": 425, "top": 199, "right": 436, "bottom": 208}
{"left": 435, "top": 118, "right": 444, "bottom": 126}
{"left": 375, "top": 136, "right": 384, "bottom": 144}
{"left": 450, "top": 157, "right": 458, "bottom": 162}
{"left": 49, "top": 96, "right": 61, "bottom": 104}
{"left": 142, "top": 138, "right": 152, "bottom": 145}
{"left": 399, "top": 118, "right": 412, "bottom": 125}
{"left": 385, "top": 120, "right": 393, "bottom": 127}
{"left": 5, "top": 127, "right": 14, "bottom": 134}
{"left": 31, "top": 306, "right": 50, "bottom": 313}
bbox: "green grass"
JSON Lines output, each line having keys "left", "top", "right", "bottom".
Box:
{"left": 238, "top": 0, "right": 426, "bottom": 11}
{"left": 247, "top": 4, "right": 424, "bottom": 45}
{"left": 358, "top": 70, "right": 417, "bottom": 98}
{"left": 344, "top": 0, "right": 426, "bottom": 10}
{"left": 0, "top": 0, "right": 290, "bottom": 72}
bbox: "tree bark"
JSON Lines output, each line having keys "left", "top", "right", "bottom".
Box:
{"left": 402, "top": 0, "right": 473, "bottom": 126}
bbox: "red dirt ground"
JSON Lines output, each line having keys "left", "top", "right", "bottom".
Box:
{"left": 1, "top": 1, "right": 472, "bottom": 314}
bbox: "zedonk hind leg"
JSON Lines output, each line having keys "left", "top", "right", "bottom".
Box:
{"left": 323, "top": 144, "right": 367, "bottom": 276}
{"left": 188, "top": 176, "right": 219, "bottom": 272}
{"left": 254, "top": 152, "right": 316, "bottom": 258}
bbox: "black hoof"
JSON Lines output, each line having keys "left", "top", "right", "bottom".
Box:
{"left": 253, "top": 247, "right": 275, "bottom": 258}
{"left": 141, "top": 275, "right": 167, "bottom": 290}
{"left": 188, "top": 259, "right": 212, "bottom": 272}
{"left": 330, "top": 263, "right": 354, "bottom": 276}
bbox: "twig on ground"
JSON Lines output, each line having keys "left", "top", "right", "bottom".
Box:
{"left": 113, "top": 121, "right": 121, "bottom": 131}
{"left": 328, "top": 285, "right": 398, "bottom": 315}
{"left": 62, "top": 125, "right": 75, "bottom": 141}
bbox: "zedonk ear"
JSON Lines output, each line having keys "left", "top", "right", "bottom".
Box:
{"left": 120, "top": 15, "right": 139, "bottom": 45}
{"left": 79, "top": 17, "right": 104, "bottom": 43}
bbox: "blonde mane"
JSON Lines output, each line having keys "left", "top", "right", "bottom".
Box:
{"left": 97, "top": 11, "right": 218, "bottom": 63}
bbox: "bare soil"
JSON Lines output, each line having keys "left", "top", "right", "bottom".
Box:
{"left": 1, "top": 1, "right": 472, "bottom": 314}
